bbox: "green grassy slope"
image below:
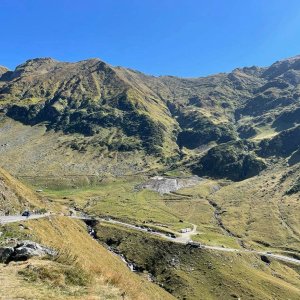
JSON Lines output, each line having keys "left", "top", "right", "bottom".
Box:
{"left": 96, "top": 223, "right": 300, "bottom": 300}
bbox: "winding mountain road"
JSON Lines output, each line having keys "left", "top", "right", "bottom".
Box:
{"left": 71, "top": 215, "right": 300, "bottom": 266}
{"left": 1, "top": 213, "right": 300, "bottom": 266}
{"left": 0, "top": 213, "right": 50, "bottom": 224}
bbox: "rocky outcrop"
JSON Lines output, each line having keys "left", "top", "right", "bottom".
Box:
{"left": 259, "top": 125, "right": 300, "bottom": 157}
{"left": 0, "top": 246, "right": 14, "bottom": 263}
{"left": 192, "top": 141, "right": 266, "bottom": 181}
{"left": 0, "top": 66, "right": 9, "bottom": 77}
{"left": 286, "top": 177, "right": 300, "bottom": 195}
{"left": 0, "top": 240, "right": 56, "bottom": 263}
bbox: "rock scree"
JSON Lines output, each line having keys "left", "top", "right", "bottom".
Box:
{"left": 135, "top": 176, "right": 204, "bottom": 194}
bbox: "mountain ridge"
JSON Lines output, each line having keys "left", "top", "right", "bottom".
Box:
{"left": 1, "top": 55, "right": 300, "bottom": 300}
{"left": 1, "top": 55, "right": 300, "bottom": 181}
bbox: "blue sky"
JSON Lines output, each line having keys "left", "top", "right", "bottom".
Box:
{"left": 1, "top": 0, "right": 300, "bottom": 77}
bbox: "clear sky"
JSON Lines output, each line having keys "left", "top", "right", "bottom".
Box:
{"left": 1, "top": 0, "right": 300, "bottom": 77}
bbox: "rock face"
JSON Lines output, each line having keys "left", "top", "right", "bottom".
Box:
{"left": 0, "top": 240, "right": 56, "bottom": 263}
{"left": 0, "top": 247, "right": 14, "bottom": 263}
{"left": 0, "top": 66, "right": 9, "bottom": 77}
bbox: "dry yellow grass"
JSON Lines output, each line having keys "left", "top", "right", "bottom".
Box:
{"left": 0, "top": 259, "right": 122, "bottom": 300}
{"left": 27, "top": 216, "right": 174, "bottom": 300}
{"left": 0, "top": 167, "right": 46, "bottom": 212}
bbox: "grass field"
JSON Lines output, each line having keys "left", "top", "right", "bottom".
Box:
{"left": 39, "top": 161, "right": 300, "bottom": 255}
{"left": 96, "top": 222, "right": 300, "bottom": 300}
{"left": 40, "top": 177, "right": 254, "bottom": 249}
{"left": 0, "top": 216, "right": 175, "bottom": 300}
{"left": 3, "top": 162, "right": 300, "bottom": 299}
{"left": 251, "top": 125, "right": 278, "bottom": 140}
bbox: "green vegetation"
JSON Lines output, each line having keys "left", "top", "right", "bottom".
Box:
{"left": 193, "top": 230, "right": 240, "bottom": 249}
{"left": 191, "top": 141, "right": 266, "bottom": 181}
{"left": 7, "top": 97, "right": 165, "bottom": 155}
{"left": 42, "top": 178, "right": 191, "bottom": 231}
{"left": 2, "top": 56, "right": 300, "bottom": 299}
{"left": 96, "top": 223, "right": 300, "bottom": 300}
{"left": 286, "top": 177, "right": 300, "bottom": 195}
{"left": 238, "top": 124, "right": 257, "bottom": 139}
{"left": 0, "top": 166, "right": 46, "bottom": 214}
{"left": 259, "top": 125, "right": 300, "bottom": 157}
{"left": 273, "top": 106, "right": 300, "bottom": 130}
{"left": 251, "top": 125, "right": 278, "bottom": 140}
{"left": 0, "top": 223, "right": 31, "bottom": 243}
{"left": 176, "top": 110, "right": 236, "bottom": 149}
{"left": 29, "top": 216, "right": 174, "bottom": 300}
{"left": 18, "top": 261, "right": 91, "bottom": 296}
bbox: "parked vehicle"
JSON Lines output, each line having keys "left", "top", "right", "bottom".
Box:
{"left": 187, "top": 241, "right": 202, "bottom": 248}
{"left": 167, "top": 233, "right": 176, "bottom": 238}
{"left": 22, "top": 211, "right": 30, "bottom": 217}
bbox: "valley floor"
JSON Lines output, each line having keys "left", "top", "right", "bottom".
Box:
{"left": 2, "top": 169, "right": 296, "bottom": 300}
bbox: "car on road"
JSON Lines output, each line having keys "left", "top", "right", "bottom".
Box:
{"left": 22, "top": 211, "right": 30, "bottom": 217}
{"left": 167, "top": 233, "right": 176, "bottom": 238}
{"left": 187, "top": 241, "right": 202, "bottom": 248}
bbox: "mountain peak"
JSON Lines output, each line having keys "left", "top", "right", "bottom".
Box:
{"left": 260, "top": 54, "right": 300, "bottom": 80}
{"left": 24, "top": 57, "right": 58, "bottom": 64}
{"left": 280, "top": 54, "right": 300, "bottom": 63}
{"left": 16, "top": 57, "right": 58, "bottom": 69}
{"left": 10, "top": 57, "right": 60, "bottom": 78}
{"left": 0, "top": 65, "right": 9, "bottom": 76}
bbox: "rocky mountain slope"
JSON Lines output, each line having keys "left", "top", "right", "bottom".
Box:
{"left": 1, "top": 55, "right": 300, "bottom": 181}
{"left": 1, "top": 55, "right": 300, "bottom": 299}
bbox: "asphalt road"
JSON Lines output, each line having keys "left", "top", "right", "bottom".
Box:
{"left": 71, "top": 215, "right": 300, "bottom": 265}
{"left": 1, "top": 213, "right": 300, "bottom": 266}
{"left": 0, "top": 213, "right": 50, "bottom": 224}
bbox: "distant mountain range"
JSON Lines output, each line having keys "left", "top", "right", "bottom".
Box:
{"left": 1, "top": 55, "right": 300, "bottom": 182}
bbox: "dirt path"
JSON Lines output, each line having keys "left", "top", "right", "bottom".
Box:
{"left": 175, "top": 224, "right": 198, "bottom": 243}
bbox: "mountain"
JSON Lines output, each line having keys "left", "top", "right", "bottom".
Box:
{"left": 1, "top": 56, "right": 300, "bottom": 300}
{"left": 1, "top": 56, "right": 300, "bottom": 181}
{"left": 0, "top": 168, "right": 173, "bottom": 300}
{"left": 0, "top": 166, "right": 45, "bottom": 214}
{"left": 0, "top": 66, "right": 8, "bottom": 77}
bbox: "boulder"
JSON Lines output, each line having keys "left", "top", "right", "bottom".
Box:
{"left": 12, "top": 241, "right": 56, "bottom": 261}
{"left": 0, "top": 247, "right": 14, "bottom": 263}
{"left": 0, "top": 240, "right": 56, "bottom": 263}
